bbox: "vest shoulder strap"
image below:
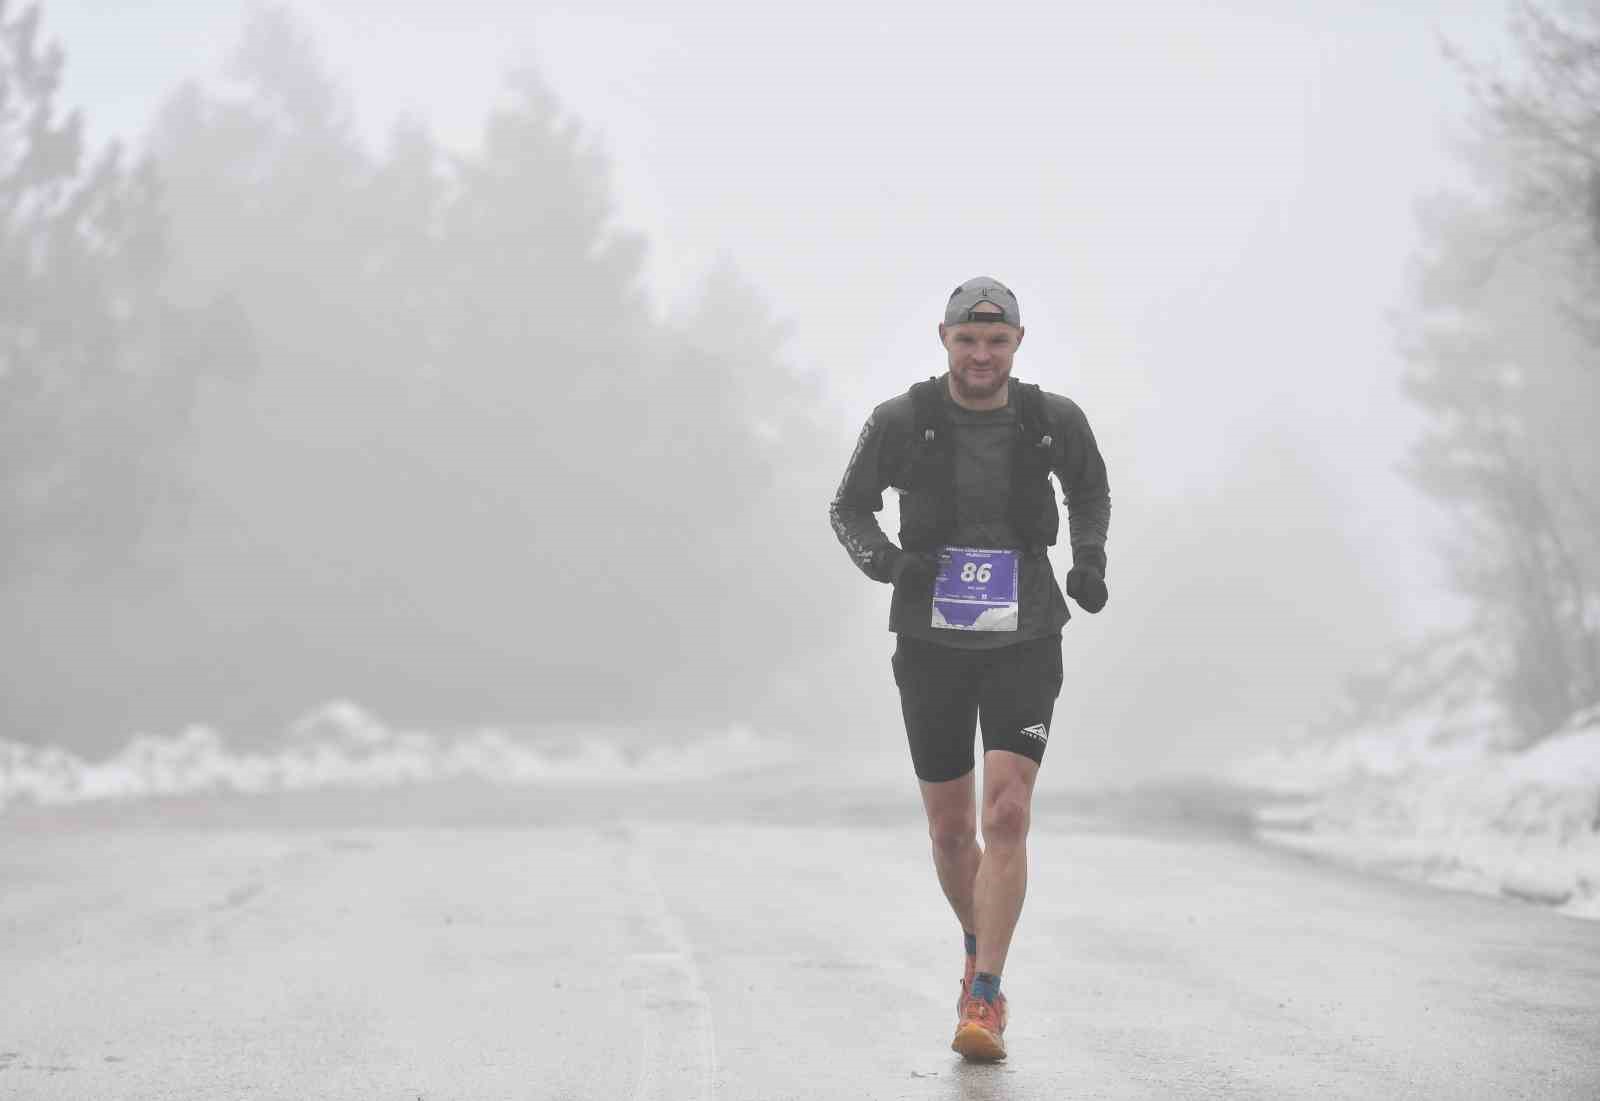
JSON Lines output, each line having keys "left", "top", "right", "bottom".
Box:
{"left": 1012, "top": 379, "right": 1048, "bottom": 441}
{"left": 908, "top": 376, "right": 946, "bottom": 439}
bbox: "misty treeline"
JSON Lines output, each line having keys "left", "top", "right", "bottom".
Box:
{"left": 1, "top": 4, "right": 838, "bottom": 746}
{"left": 1401, "top": 1, "right": 1600, "bottom": 741}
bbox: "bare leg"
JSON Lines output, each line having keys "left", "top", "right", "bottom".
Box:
{"left": 973, "top": 749, "right": 1039, "bottom": 976}
{"left": 918, "top": 770, "right": 981, "bottom": 934}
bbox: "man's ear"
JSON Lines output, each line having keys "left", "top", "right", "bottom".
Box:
{"left": 1014, "top": 325, "right": 1025, "bottom": 349}
{"left": 937, "top": 322, "right": 948, "bottom": 347}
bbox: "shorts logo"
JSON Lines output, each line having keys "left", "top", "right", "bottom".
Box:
{"left": 1020, "top": 723, "right": 1048, "bottom": 743}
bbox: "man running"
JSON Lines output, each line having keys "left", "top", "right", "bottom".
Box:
{"left": 828, "top": 276, "right": 1111, "bottom": 1062}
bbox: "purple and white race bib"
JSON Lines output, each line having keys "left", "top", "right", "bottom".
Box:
{"left": 930, "top": 547, "right": 1019, "bottom": 632}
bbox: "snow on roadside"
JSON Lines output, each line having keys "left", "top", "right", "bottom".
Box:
{"left": 1236, "top": 702, "right": 1600, "bottom": 921}
{"left": 0, "top": 701, "right": 792, "bottom": 811}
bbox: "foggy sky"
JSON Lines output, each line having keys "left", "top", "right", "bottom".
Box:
{"left": 42, "top": 0, "right": 1519, "bottom": 778}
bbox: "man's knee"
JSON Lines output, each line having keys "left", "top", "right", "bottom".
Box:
{"left": 928, "top": 812, "right": 977, "bottom": 855}
{"left": 981, "top": 789, "right": 1030, "bottom": 845}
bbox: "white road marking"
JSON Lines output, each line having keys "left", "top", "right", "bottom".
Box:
{"left": 625, "top": 827, "right": 718, "bottom": 1101}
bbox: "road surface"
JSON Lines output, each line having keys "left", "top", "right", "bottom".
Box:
{"left": 1, "top": 776, "right": 1597, "bottom": 1099}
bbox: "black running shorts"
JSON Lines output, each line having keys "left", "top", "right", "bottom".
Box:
{"left": 890, "top": 634, "right": 1064, "bottom": 783}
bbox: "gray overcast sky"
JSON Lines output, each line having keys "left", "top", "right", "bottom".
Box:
{"left": 44, "top": 1, "right": 1517, "bottom": 775}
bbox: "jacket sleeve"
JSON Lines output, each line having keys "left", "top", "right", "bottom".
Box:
{"left": 1052, "top": 397, "right": 1111, "bottom": 575}
{"left": 829, "top": 406, "right": 900, "bottom": 582}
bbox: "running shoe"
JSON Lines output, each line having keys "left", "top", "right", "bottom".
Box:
{"left": 951, "top": 992, "right": 1007, "bottom": 1062}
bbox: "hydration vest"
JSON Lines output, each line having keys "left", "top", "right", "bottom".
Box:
{"left": 896, "top": 376, "right": 1059, "bottom": 555}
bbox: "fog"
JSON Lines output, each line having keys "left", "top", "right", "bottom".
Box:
{"left": 1, "top": 1, "right": 1556, "bottom": 782}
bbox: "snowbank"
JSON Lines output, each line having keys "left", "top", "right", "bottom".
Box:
{"left": 0, "top": 701, "right": 791, "bottom": 811}
{"left": 1237, "top": 702, "right": 1600, "bottom": 920}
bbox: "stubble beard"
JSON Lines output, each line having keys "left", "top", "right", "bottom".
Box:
{"left": 950, "top": 365, "right": 1009, "bottom": 404}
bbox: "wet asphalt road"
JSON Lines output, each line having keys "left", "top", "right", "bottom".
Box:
{"left": 1, "top": 778, "right": 1598, "bottom": 1100}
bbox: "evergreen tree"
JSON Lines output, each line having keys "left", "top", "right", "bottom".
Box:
{"left": 119, "top": 6, "right": 837, "bottom": 735}
{"left": 1403, "top": 1, "right": 1600, "bottom": 737}
{"left": 0, "top": 1, "right": 198, "bottom": 582}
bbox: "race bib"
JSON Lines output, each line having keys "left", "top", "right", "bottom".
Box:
{"left": 930, "top": 547, "right": 1019, "bottom": 632}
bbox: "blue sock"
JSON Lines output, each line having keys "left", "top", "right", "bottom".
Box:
{"left": 970, "top": 971, "right": 1001, "bottom": 1004}
{"left": 963, "top": 931, "right": 977, "bottom": 958}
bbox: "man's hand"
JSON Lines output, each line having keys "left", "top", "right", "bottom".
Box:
{"left": 1065, "top": 566, "right": 1108, "bottom": 614}
{"left": 882, "top": 548, "right": 942, "bottom": 593}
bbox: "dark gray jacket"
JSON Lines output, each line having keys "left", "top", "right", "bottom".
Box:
{"left": 829, "top": 375, "right": 1111, "bottom": 645}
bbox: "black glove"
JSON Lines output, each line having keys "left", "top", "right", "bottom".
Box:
{"left": 1066, "top": 545, "right": 1108, "bottom": 614}
{"left": 882, "top": 547, "right": 941, "bottom": 593}
{"left": 1065, "top": 565, "right": 1108, "bottom": 614}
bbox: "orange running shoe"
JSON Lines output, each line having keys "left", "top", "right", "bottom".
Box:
{"left": 957, "top": 954, "right": 977, "bottom": 1018}
{"left": 951, "top": 992, "right": 1008, "bottom": 1061}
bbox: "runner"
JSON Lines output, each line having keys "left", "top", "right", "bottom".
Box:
{"left": 828, "top": 276, "right": 1111, "bottom": 1062}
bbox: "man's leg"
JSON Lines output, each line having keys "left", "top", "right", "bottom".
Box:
{"left": 952, "top": 635, "right": 1059, "bottom": 1061}
{"left": 972, "top": 749, "right": 1040, "bottom": 977}
{"left": 950, "top": 750, "right": 1038, "bottom": 1060}
{"left": 913, "top": 757, "right": 1045, "bottom": 972}
{"left": 896, "top": 636, "right": 981, "bottom": 935}
{"left": 971, "top": 634, "right": 1059, "bottom": 977}
{"left": 895, "top": 635, "right": 983, "bottom": 1015}
{"left": 918, "top": 771, "right": 981, "bottom": 936}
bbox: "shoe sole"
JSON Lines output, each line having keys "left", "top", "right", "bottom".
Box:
{"left": 951, "top": 1022, "right": 1006, "bottom": 1062}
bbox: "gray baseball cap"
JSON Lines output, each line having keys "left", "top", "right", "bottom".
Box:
{"left": 944, "top": 276, "right": 1021, "bottom": 327}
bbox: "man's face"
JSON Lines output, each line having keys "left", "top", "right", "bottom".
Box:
{"left": 938, "top": 306, "right": 1024, "bottom": 404}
